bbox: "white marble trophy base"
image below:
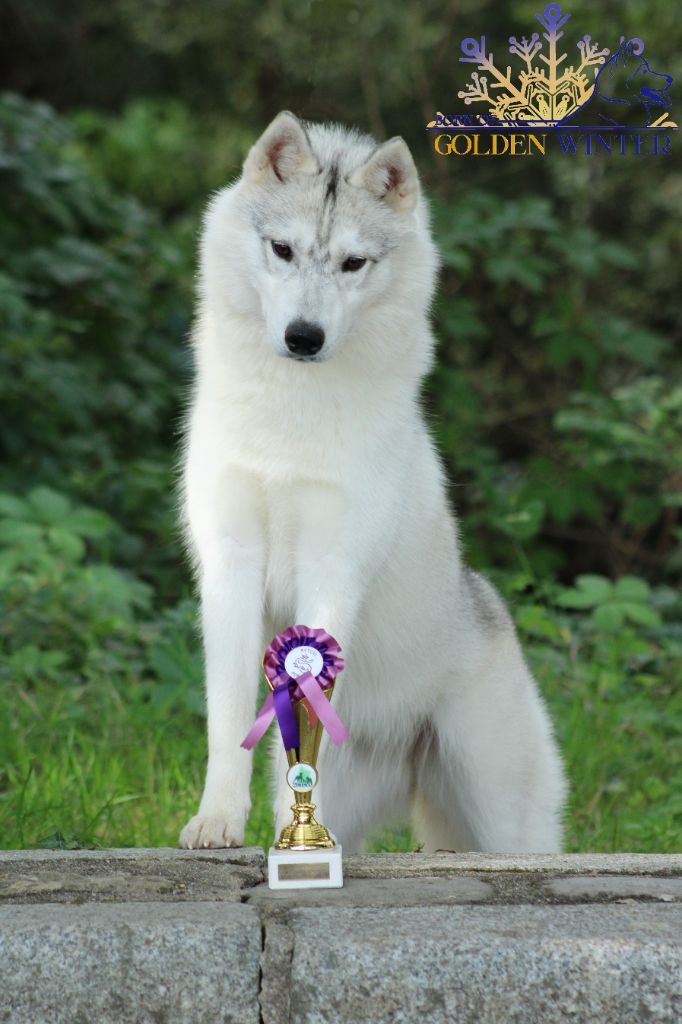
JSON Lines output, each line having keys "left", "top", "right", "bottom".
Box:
{"left": 268, "top": 844, "right": 344, "bottom": 889}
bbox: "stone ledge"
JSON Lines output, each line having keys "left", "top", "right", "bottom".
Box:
{"left": 345, "top": 851, "right": 682, "bottom": 877}
{"left": 1, "top": 848, "right": 681, "bottom": 1024}
{"left": 1, "top": 847, "right": 264, "bottom": 905}
{"left": 272, "top": 904, "right": 682, "bottom": 1024}
{"left": 547, "top": 875, "right": 682, "bottom": 901}
{"left": 0, "top": 901, "right": 261, "bottom": 1024}
{"left": 0, "top": 845, "right": 265, "bottom": 866}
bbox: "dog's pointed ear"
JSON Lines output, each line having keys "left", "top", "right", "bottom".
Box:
{"left": 348, "top": 137, "right": 419, "bottom": 213}
{"left": 243, "top": 111, "right": 319, "bottom": 185}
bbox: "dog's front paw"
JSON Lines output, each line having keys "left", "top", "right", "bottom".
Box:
{"left": 179, "top": 814, "right": 244, "bottom": 850}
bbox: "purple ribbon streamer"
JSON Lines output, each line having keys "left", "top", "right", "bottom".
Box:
{"left": 240, "top": 684, "right": 300, "bottom": 752}
{"left": 272, "top": 681, "right": 300, "bottom": 751}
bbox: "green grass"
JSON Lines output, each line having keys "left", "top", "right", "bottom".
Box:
{"left": 1, "top": 601, "right": 680, "bottom": 853}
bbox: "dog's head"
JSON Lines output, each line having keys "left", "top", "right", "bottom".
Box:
{"left": 595, "top": 41, "right": 672, "bottom": 126}
{"left": 201, "top": 112, "right": 436, "bottom": 366}
{"left": 563, "top": 40, "right": 673, "bottom": 128}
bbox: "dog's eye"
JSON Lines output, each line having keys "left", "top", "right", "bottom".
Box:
{"left": 342, "top": 255, "right": 367, "bottom": 272}
{"left": 271, "top": 241, "right": 293, "bottom": 261}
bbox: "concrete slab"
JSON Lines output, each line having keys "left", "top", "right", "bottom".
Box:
{"left": 0, "top": 846, "right": 265, "bottom": 867}
{"left": 0, "top": 853, "right": 263, "bottom": 905}
{"left": 0, "top": 901, "right": 261, "bottom": 1024}
{"left": 278, "top": 904, "right": 682, "bottom": 1024}
{"left": 345, "top": 851, "right": 682, "bottom": 877}
{"left": 547, "top": 875, "right": 682, "bottom": 902}
{"left": 248, "top": 874, "right": 493, "bottom": 909}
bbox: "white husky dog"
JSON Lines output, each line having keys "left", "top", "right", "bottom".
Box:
{"left": 179, "top": 111, "right": 567, "bottom": 853}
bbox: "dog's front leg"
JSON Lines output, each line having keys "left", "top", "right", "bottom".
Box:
{"left": 273, "top": 484, "right": 373, "bottom": 833}
{"left": 273, "top": 554, "right": 362, "bottom": 836}
{"left": 295, "top": 556, "right": 361, "bottom": 649}
{"left": 180, "top": 474, "right": 266, "bottom": 849}
{"left": 291, "top": 480, "right": 373, "bottom": 646}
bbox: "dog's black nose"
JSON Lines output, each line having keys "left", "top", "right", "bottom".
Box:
{"left": 285, "top": 320, "right": 325, "bottom": 357}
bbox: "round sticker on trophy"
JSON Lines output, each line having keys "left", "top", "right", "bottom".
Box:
{"left": 284, "top": 645, "right": 324, "bottom": 679}
{"left": 286, "top": 761, "right": 318, "bottom": 793}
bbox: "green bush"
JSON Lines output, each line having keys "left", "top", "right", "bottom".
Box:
{"left": 428, "top": 194, "right": 680, "bottom": 582}
{"left": 69, "top": 100, "right": 250, "bottom": 213}
{"left": 0, "top": 93, "right": 192, "bottom": 598}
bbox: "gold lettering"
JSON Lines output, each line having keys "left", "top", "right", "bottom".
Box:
{"left": 451, "top": 134, "right": 473, "bottom": 156}
{"left": 435, "top": 130, "right": 547, "bottom": 157}
{"left": 528, "top": 134, "right": 546, "bottom": 155}
{"left": 491, "top": 134, "right": 509, "bottom": 156}
{"left": 472, "top": 134, "right": 491, "bottom": 156}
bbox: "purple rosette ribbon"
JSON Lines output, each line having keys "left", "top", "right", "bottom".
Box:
{"left": 241, "top": 625, "right": 349, "bottom": 752}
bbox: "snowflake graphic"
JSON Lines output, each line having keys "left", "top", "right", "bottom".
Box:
{"left": 449, "top": 4, "right": 616, "bottom": 127}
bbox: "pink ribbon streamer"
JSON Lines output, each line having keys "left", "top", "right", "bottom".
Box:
{"left": 240, "top": 691, "right": 275, "bottom": 750}
{"left": 295, "top": 671, "right": 349, "bottom": 745}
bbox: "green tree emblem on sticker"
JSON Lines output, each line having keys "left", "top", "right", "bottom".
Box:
{"left": 288, "top": 763, "right": 316, "bottom": 790}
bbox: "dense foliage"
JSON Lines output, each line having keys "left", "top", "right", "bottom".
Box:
{"left": 0, "top": 0, "right": 680, "bottom": 851}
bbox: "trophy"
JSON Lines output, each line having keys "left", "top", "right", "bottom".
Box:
{"left": 241, "top": 625, "right": 348, "bottom": 889}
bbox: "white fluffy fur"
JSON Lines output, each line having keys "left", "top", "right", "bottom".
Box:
{"left": 178, "top": 112, "right": 567, "bottom": 853}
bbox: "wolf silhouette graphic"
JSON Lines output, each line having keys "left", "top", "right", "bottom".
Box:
{"left": 561, "top": 39, "right": 673, "bottom": 127}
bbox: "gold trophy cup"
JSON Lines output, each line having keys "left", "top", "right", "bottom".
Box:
{"left": 274, "top": 683, "right": 337, "bottom": 850}
{"left": 247, "top": 625, "right": 346, "bottom": 889}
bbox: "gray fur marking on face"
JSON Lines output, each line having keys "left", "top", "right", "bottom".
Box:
{"left": 315, "top": 160, "right": 340, "bottom": 251}
{"left": 324, "top": 162, "right": 339, "bottom": 206}
{"left": 243, "top": 123, "right": 398, "bottom": 267}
